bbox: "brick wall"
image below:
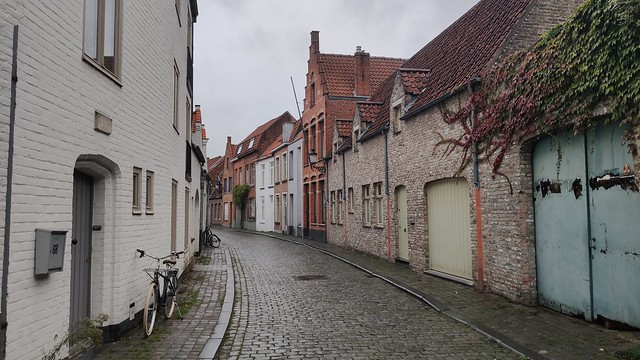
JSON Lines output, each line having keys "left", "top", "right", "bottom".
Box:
{"left": 1, "top": 1, "right": 198, "bottom": 358}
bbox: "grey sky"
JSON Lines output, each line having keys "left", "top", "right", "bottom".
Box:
{"left": 193, "top": 1, "right": 481, "bottom": 158}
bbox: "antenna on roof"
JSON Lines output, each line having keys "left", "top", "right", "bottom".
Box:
{"left": 290, "top": 76, "right": 302, "bottom": 119}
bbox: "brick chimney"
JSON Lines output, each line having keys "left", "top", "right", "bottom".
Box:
{"left": 354, "top": 46, "right": 371, "bottom": 96}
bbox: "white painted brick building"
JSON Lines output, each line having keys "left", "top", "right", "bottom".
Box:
{"left": 0, "top": 1, "right": 203, "bottom": 358}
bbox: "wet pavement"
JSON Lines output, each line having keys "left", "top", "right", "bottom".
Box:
{"left": 95, "top": 226, "right": 640, "bottom": 359}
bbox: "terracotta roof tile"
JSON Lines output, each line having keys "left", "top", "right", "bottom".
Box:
{"left": 404, "top": 0, "right": 535, "bottom": 113}
{"left": 235, "top": 112, "right": 296, "bottom": 159}
{"left": 259, "top": 134, "right": 283, "bottom": 159}
{"left": 361, "top": 0, "right": 536, "bottom": 140}
{"left": 319, "top": 54, "right": 404, "bottom": 97}
{"left": 335, "top": 119, "right": 352, "bottom": 138}
{"left": 399, "top": 69, "right": 431, "bottom": 95}
{"left": 337, "top": 136, "right": 352, "bottom": 153}
{"left": 288, "top": 119, "right": 302, "bottom": 143}
{"left": 357, "top": 102, "right": 383, "bottom": 123}
{"left": 207, "top": 156, "right": 222, "bottom": 172}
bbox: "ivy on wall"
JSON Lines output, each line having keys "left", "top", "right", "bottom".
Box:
{"left": 438, "top": 0, "right": 640, "bottom": 176}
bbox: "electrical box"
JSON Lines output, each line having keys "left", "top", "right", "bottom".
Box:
{"left": 35, "top": 229, "right": 68, "bottom": 275}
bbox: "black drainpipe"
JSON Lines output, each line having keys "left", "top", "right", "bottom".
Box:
{"left": 2, "top": 25, "right": 19, "bottom": 357}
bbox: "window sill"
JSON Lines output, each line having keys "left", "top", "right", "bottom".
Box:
{"left": 348, "top": 210, "right": 354, "bottom": 214}
{"left": 374, "top": 224, "right": 384, "bottom": 229}
{"left": 281, "top": 179, "right": 287, "bottom": 183}
{"left": 83, "top": 54, "right": 122, "bottom": 87}
{"left": 132, "top": 209, "right": 142, "bottom": 216}
{"left": 185, "top": 174, "right": 192, "bottom": 182}
{"left": 173, "top": 124, "right": 179, "bottom": 135}
{"left": 146, "top": 210, "right": 154, "bottom": 215}
{"left": 363, "top": 224, "right": 371, "bottom": 228}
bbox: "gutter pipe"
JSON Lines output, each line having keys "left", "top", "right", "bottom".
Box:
{"left": 2, "top": 25, "right": 19, "bottom": 356}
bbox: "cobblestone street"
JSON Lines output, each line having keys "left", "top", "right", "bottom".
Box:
{"left": 217, "top": 228, "right": 517, "bottom": 359}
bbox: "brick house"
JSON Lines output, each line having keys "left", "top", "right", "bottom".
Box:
{"left": 0, "top": 0, "right": 202, "bottom": 357}
{"left": 221, "top": 137, "right": 237, "bottom": 227}
{"left": 328, "top": 0, "right": 583, "bottom": 308}
{"left": 232, "top": 112, "right": 296, "bottom": 230}
{"left": 302, "top": 31, "right": 404, "bottom": 241}
{"left": 207, "top": 155, "right": 224, "bottom": 226}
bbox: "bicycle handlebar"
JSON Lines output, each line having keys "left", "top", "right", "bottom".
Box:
{"left": 136, "top": 249, "right": 184, "bottom": 260}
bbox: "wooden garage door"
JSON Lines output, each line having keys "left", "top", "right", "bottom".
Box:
{"left": 426, "top": 178, "right": 472, "bottom": 280}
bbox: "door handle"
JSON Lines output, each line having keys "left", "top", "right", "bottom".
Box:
{"left": 72, "top": 239, "right": 78, "bottom": 245}
{"left": 589, "top": 237, "right": 596, "bottom": 250}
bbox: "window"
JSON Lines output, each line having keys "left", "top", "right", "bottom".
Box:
{"left": 337, "top": 189, "right": 343, "bottom": 224}
{"left": 237, "top": 144, "right": 243, "bottom": 155}
{"left": 260, "top": 164, "right": 265, "bottom": 188}
{"left": 132, "top": 167, "right": 142, "bottom": 213}
{"left": 260, "top": 196, "right": 265, "bottom": 222}
{"left": 374, "top": 182, "right": 383, "bottom": 225}
{"left": 330, "top": 191, "right": 336, "bottom": 223}
{"left": 171, "top": 180, "right": 178, "bottom": 251}
{"left": 173, "top": 64, "right": 180, "bottom": 130}
{"left": 319, "top": 120, "right": 324, "bottom": 158}
{"left": 186, "top": 98, "right": 191, "bottom": 141}
{"left": 289, "top": 150, "right": 294, "bottom": 180}
{"left": 310, "top": 82, "right": 316, "bottom": 107}
{"left": 348, "top": 187, "right": 354, "bottom": 213}
{"left": 275, "top": 157, "right": 280, "bottom": 183}
{"left": 319, "top": 180, "right": 325, "bottom": 224}
{"left": 269, "top": 161, "right": 274, "bottom": 186}
{"left": 310, "top": 184, "right": 316, "bottom": 224}
{"left": 310, "top": 124, "right": 316, "bottom": 152}
{"left": 250, "top": 163, "right": 255, "bottom": 185}
{"left": 282, "top": 153, "right": 288, "bottom": 181}
{"left": 245, "top": 166, "right": 249, "bottom": 185}
{"left": 83, "top": 0, "right": 121, "bottom": 77}
{"left": 248, "top": 138, "right": 255, "bottom": 148}
{"left": 145, "top": 171, "right": 154, "bottom": 214}
{"left": 184, "top": 188, "right": 190, "bottom": 248}
{"left": 392, "top": 101, "right": 402, "bottom": 133}
{"left": 249, "top": 198, "right": 255, "bottom": 219}
{"left": 363, "top": 185, "right": 371, "bottom": 225}
{"left": 353, "top": 127, "right": 360, "bottom": 152}
{"left": 275, "top": 194, "right": 281, "bottom": 223}
{"left": 223, "top": 178, "right": 227, "bottom": 193}
{"left": 282, "top": 193, "right": 288, "bottom": 228}
{"left": 224, "top": 202, "right": 229, "bottom": 221}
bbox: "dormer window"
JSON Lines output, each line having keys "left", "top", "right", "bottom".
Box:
{"left": 392, "top": 99, "right": 403, "bottom": 133}
{"left": 248, "top": 138, "right": 255, "bottom": 148}
{"left": 237, "top": 144, "right": 243, "bottom": 154}
{"left": 353, "top": 127, "right": 360, "bottom": 152}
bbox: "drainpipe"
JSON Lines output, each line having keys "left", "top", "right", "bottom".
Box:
{"left": 2, "top": 25, "right": 19, "bottom": 355}
{"left": 469, "top": 82, "right": 484, "bottom": 291}
{"left": 341, "top": 152, "right": 347, "bottom": 247}
{"left": 384, "top": 129, "right": 391, "bottom": 261}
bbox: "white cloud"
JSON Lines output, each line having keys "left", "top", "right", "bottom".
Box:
{"left": 194, "top": 0, "right": 480, "bottom": 157}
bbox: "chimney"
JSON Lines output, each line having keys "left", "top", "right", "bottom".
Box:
{"left": 282, "top": 122, "right": 294, "bottom": 143}
{"left": 354, "top": 46, "right": 371, "bottom": 96}
{"left": 310, "top": 31, "right": 320, "bottom": 58}
{"left": 227, "top": 136, "right": 231, "bottom": 146}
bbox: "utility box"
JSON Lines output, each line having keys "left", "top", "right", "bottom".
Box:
{"left": 35, "top": 229, "right": 68, "bottom": 275}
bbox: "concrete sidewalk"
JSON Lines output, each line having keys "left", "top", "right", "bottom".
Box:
{"left": 251, "top": 230, "right": 640, "bottom": 360}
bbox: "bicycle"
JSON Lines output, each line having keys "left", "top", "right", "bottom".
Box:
{"left": 136, "top": 249, "right": 184, "bottom": 337}
{"left": 204, "top": 225, "right": 221, "bottom": 248}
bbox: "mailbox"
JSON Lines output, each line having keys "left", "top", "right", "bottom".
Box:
{"left": 35, "top": 229, "right": 68, "bottom": 275}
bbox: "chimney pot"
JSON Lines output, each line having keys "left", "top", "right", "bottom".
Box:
{"left": 356, "top": 46, "right": 362, "bottom": 52}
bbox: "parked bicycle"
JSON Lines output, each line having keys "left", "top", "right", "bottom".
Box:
{"left": 204, "top": 225, "right": 221, "bottom": 248}
{"left": 136, "top": 249, "right": 184, "bottom": 337}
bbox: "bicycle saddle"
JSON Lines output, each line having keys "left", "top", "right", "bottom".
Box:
{"left": 163, "top": 259, "right": 177, "bottom": 265}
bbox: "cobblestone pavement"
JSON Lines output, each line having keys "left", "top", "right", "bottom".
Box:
{"left": 94, "top": 245, "right": 229, "bottom": 360}
{"left": 216, "top": 228, "right": 519, "bottom": 359}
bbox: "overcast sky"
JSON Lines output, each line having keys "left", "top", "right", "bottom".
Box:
{"left": 193, "top": 1, "right": 481, "bottom": 158}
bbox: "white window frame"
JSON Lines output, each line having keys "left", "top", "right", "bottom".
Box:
{"left": 83, "top": 0, "right": 122, "bottom": 78}
{"left": 132, "top": 167, "right": 142, "bottom": 214}
{"left": 275, "top": 194, "right": 281, "bottom": 224}
{"left": 282, "top": 152, "right": 288, "bottom": 181}
{"left": 145, "top": 170, "right": 154, "bottom": 214}
{"left": 275, "top": 156, "right": 281, "bottom": 183}
{"left": 337, "top": 189, "right": 343, "bottom": 224}
{"left": 348, "top": 187, "right": 354, "bottom": 213}
{"left": 330, "top": 191, "right": 336, "bottom": 224}
{"left": 363, "top": 185, "right": 371, "bottom": 225}
{"left": 374, "top": 182, "right": 383, "bottom": 225}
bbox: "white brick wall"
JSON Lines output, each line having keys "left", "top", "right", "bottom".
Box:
{"left": 1, "top": 1, "right": 202, "bottom": 358}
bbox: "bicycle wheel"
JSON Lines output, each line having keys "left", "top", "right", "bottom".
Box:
{"left": 205, "top": 229, "right": 214, "bottom": 247}
{"left": 211, "top": 234, "right": 221, "bottom": 248}
{"left": 143, "top": 283, "right": 159, "bottom": 337}
{"left": 163, "top": 271, "right": 177, "bottom": 319}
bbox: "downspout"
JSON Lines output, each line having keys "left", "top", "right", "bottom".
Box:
{"left": 342, "top": 152, "right": 347, "bottom": 247}
{"left": 2, "top": 25, "right": 19, "bottom": 354}
{"left": 324, "top": 158, "right": 328, "bottom": 243}
{"left": 384, "top": 129, "right": 391, "bottom": 261}
{"left": 470, "top": 83, "right": 484, "bottom": 291}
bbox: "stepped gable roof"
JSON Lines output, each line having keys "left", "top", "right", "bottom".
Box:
{"left": 336, "top": 119, "right": 352, "bottom": 138}
{"left": 403, "top": 0, "right": 535, "bottom": 115}
{"left": 319, "top": 53, "right": 405, "bottom": 97}
{"left": 357, "top": 102, "right": 383, "bottom": 123}
{"left": 235, "top": 111, "right": 296, "bottom": 159}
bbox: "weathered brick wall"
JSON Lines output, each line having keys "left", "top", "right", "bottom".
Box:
{"left": 1, "top": 1, "right": 197, "bottom": 358}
